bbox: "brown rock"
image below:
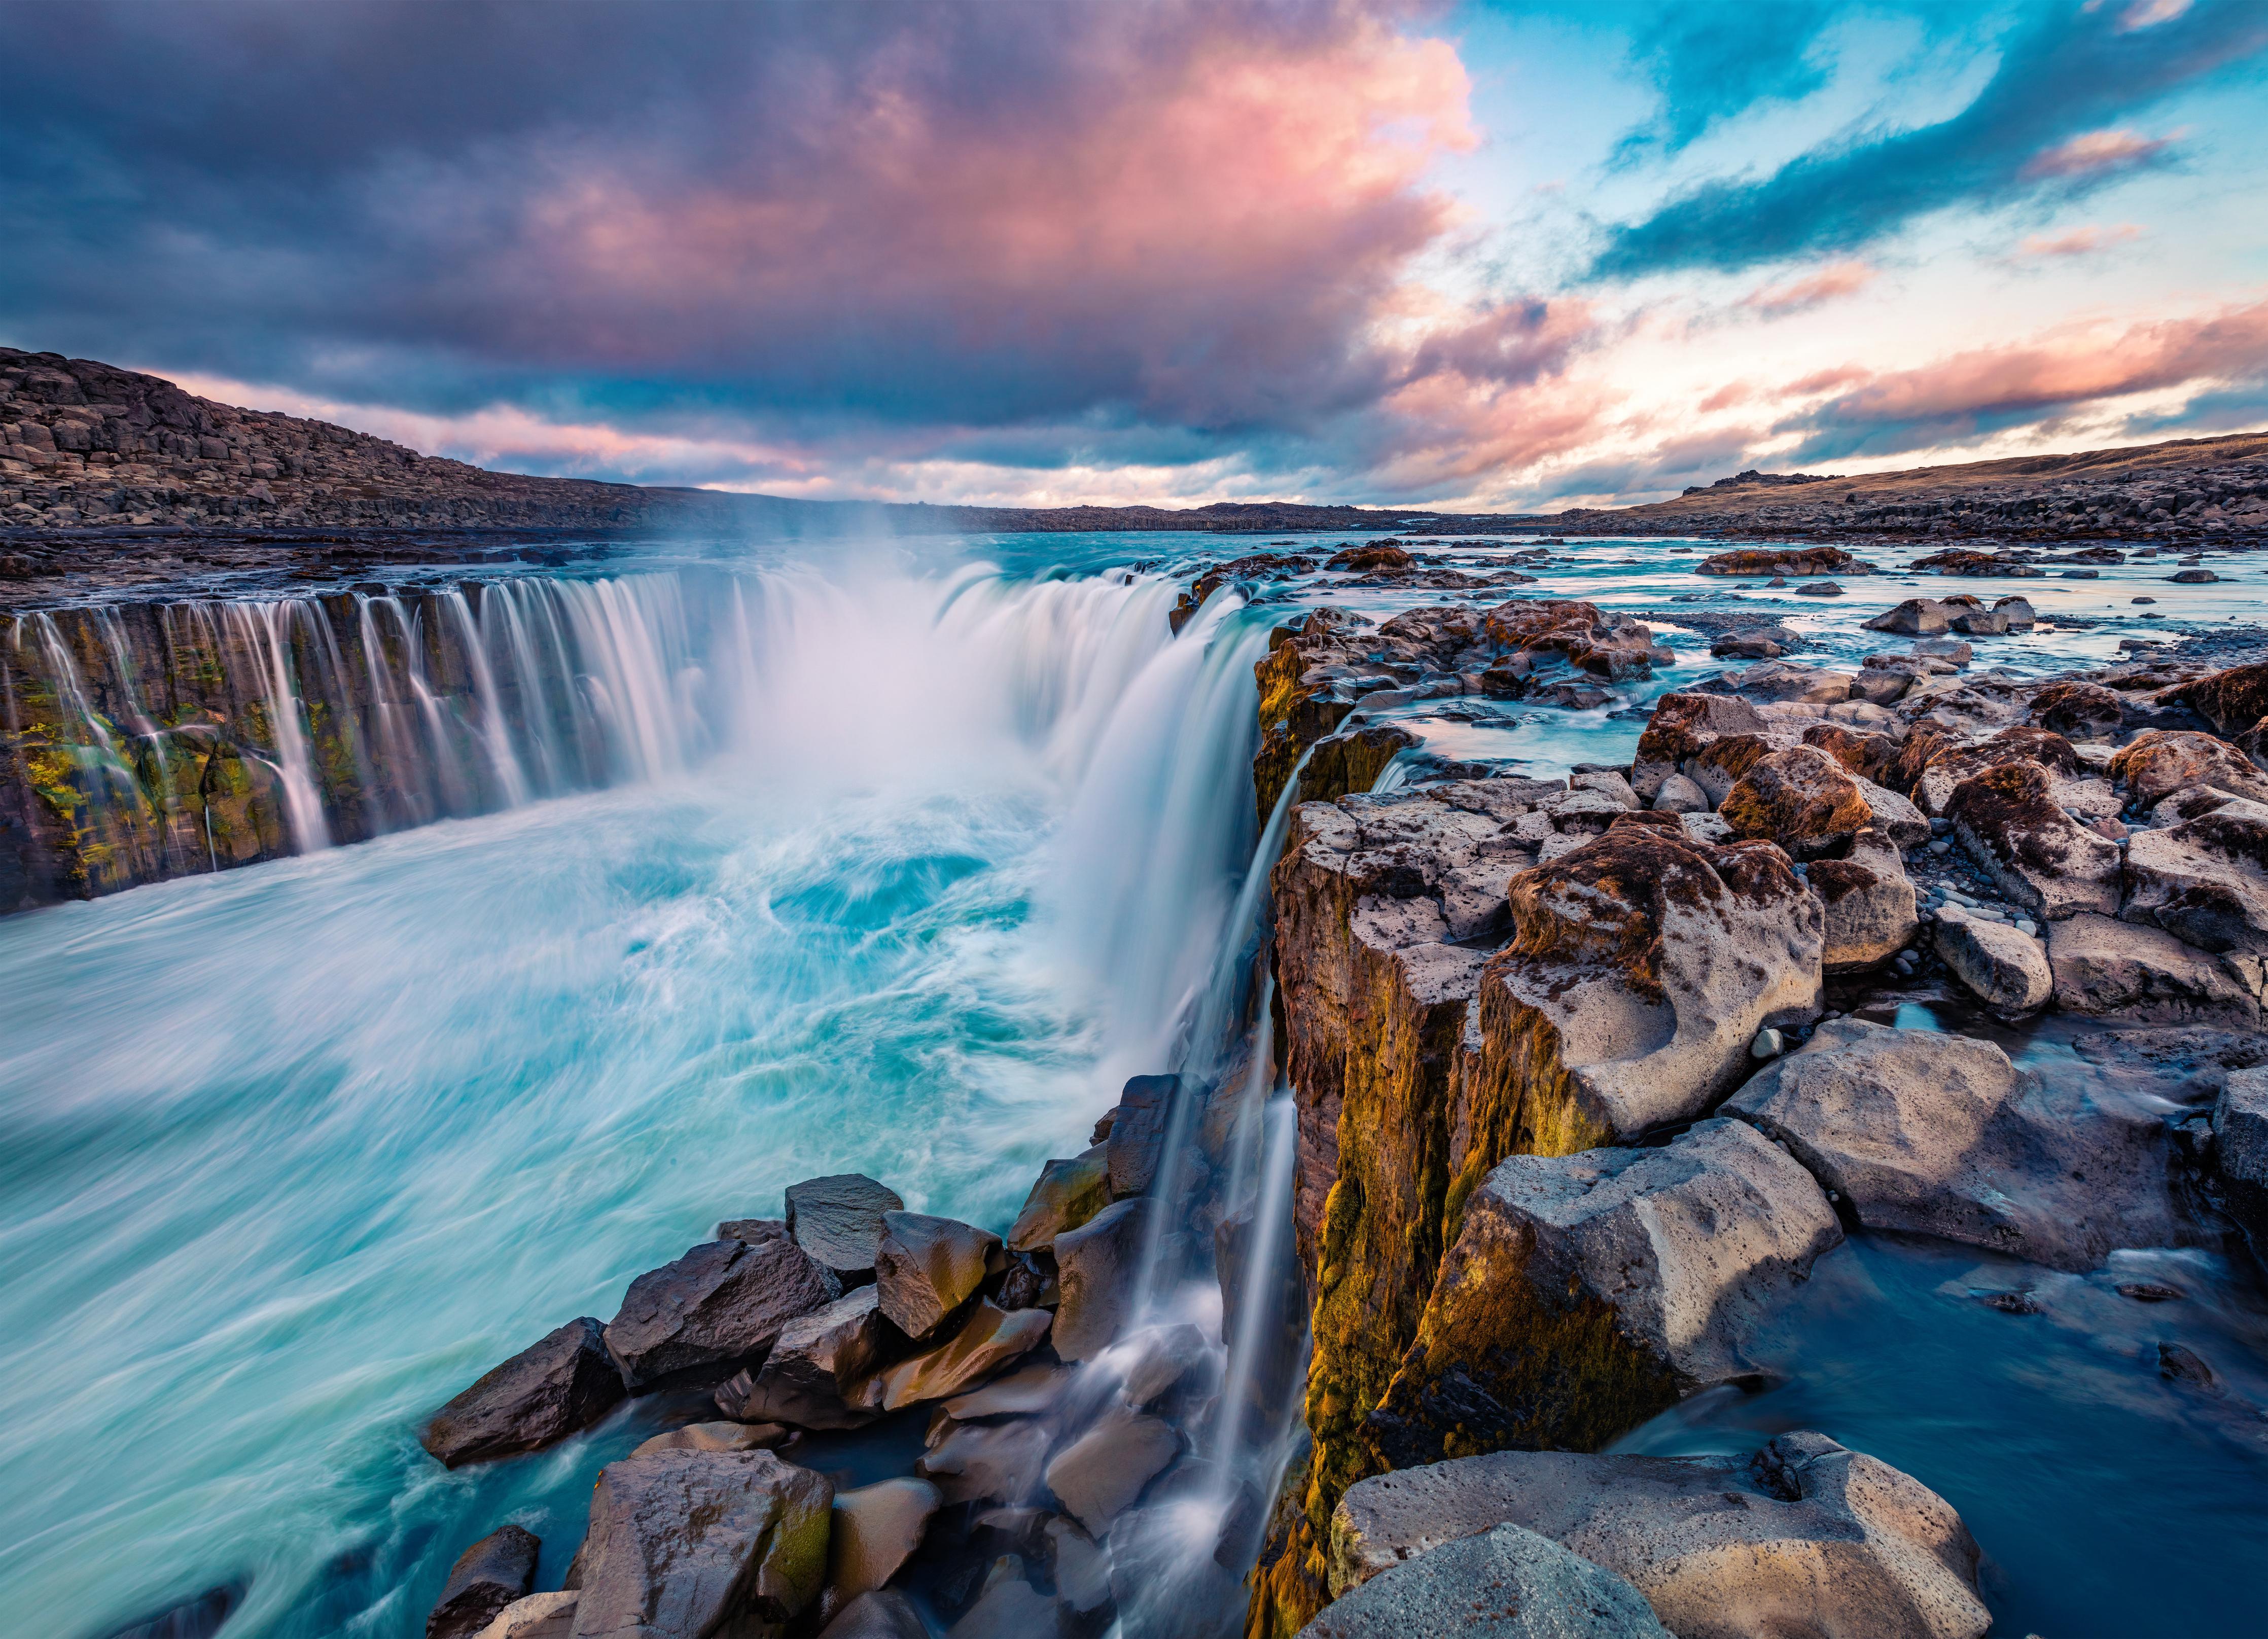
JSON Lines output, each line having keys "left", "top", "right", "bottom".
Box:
{"left": 862, "top": 1299, "right": 1051, "bottom": 1410}
{"left": 604, "top": 1237, "right": 839, "bottom": 1390}
{"left": 2030, "top": 680, "right": 2127, "bottom": 739}
{"left": 1005, "top": 1149, "right": 1109, "bottom": 1251}
{"left": 824, "top": 1479, "right": 940, "bottom": 1614}
{"left": 1811, "top": 831, "right": 1920, "bottom": 971}
{"left": 1944, "top": 761, "right": 2121, "bottom": 918}
{"left": 2173, "top": 663, "right": 2268, "bottom": 734}
{"left": 418, "top": 1317, "right": 626, "bottom": 1468}
{"left": 426, "top": 1525, "right": 538, "bottom": 1639}
{"left": 874, "top": 1213, "right": 1002, "bottom": 1341}
{"left": 1720, "top": 746, "right": 1872, "bottom": 856}
{"left": 2110, "top": 730, "right": 2268, "bottom": 809}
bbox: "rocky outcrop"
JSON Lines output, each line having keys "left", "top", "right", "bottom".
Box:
{"left": 1328, "top": 1433, "right": 1989, "bottom": 1639}
{"left": 1297, "top": 1522, "right": 1671, "bottom": 1639}
{"left": 1726, "top": 1018, "right": 2173, "bottom": 1269}
{"left": 1360, "top": 1120, "right": 1840, "bottom": 1469}
{"left": 570, "top": 1449, "right": 833, "bottom": 1636}
{"left": 418, "top": 1317, "right": 626, "bottom": 1468}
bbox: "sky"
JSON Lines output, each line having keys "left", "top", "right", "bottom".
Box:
{"left": 2, "top": 0, "right": 2264, "bottom": 512}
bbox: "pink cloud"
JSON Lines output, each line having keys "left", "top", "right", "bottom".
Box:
{"left": 1743, "top": 261, "right": 1876, "bottom": 316}
{"left": 2019, "top": 127, "right": 2175, "bottom": 181}
{"left": 1697, "top": 381, "right": 1757, "bottom": 412}
{"left": 1785, "top": 365, "right": 1871, "bottom": 396}
{"left": 2015, "top": 223, "right": 2144, "bottom": 258}
{"left": 2118, "top": 0, "right": 2193, "bottom": 31}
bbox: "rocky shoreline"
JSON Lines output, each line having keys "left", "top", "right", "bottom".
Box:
{"left": 76, "top": 540, "right": 2268, "bottom": 1639}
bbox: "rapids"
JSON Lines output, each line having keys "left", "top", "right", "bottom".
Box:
{"left": 5, "top": 528, "right": 2267, "bottom": 1638}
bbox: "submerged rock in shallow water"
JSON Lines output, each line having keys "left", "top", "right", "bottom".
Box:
{"left": 1329, "top": 1432, "right": 1989, "bottom": 1639}
{"left": 1299, "top": 1521, "right": 1669, "bottom": 1639}
{"left": 419, "top": 1316, "right": 626, "bottom": 1468}
{"left": 1052, "top": 1197, "right": 1153, "bottom": 1361}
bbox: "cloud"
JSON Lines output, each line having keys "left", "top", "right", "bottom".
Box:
{"left": 1610, "top": 0, "right": 1839, "bottom": 159}
{"left": 2018, "top": 127, "right": 2176, "bottom": 180}
{"left": 1776, "top": 295, "right": 2268, "bottom": 458}
{"left": 1743, "top": 260, "right": 1875, "bottom": 314}
{"left": 1590, "top": 0, "right": 2267, "bottom": 278}
{"left": 2118, "top": 0, "right": 2194, "bottom": 30}
{"left": 2013, "top": 222, "right": 2143, "bottom": 258}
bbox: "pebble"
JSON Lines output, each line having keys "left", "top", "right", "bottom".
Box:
{"left": 1749, "top": 1027, "right": 1785, "bottom": 1060}
{"left": 2015, "top": 918, "right": 2039, "bottom": 936}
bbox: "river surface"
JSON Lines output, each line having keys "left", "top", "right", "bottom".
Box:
{"left": 4, "top": 529, "right": 2265, "bottom": 1637}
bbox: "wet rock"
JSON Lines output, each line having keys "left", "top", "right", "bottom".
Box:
{"left": 472, "top": 1592, "right": 578, "bottom": 1639}
{"left": 916, "top": 1419, "right": 1051, "bottom": 1506}
{"left": 2158, "top": 1341, "right": 2220, "bottom": 1388}
{"left": 875, "top": 1213, "right": 1002, "bottom": 1342}
{"left": 1328, "top": 543, "right": 1413, "bottom": 572}
{"left": 2214, "top": 1067, "right": 2268, "bottom": 1185}
{"left": 948, "top": 1567, "right": 1056, "bottom": 1639}
{"left": 735, "top": 1286, "right": 902, "bottom": 1429}
{"left": 1864, "top": 598, "right": 1952, "bottom": 635}
{"left": 1044, "top": 1408, "right": 1181, "bottom": 1534}
{"left": 632, "top": 1420, "right": 789, "bottom": 1457}
{"left": 1104, "top": 1075, "right": 1178, "bottom": 1199}
{"left": 2030, "top": 680, "right": 2128, "bottom": 739}
{"left": 419, "top": 1316, "right": 627, "bottom": 1467}
{"left": 605, "top": 1237, "right": 840, "bottom": 1391}
{"left": 2110, "top": 730, "right": 2268, "bottom": 809}
{"left": 817, "top": 1590, "right": 929, "bottom": 1639}
{"left": 1300, "top": 1522, "right": 1670, "bottom": 1639}
{"left": 1329, "top": 1432, "right": 1988, "bottom": 1639}
{"left": 427, "top": 1525, "right": 539, "bottom": 1639}
{"left": 1731, "top": 660, "right": 1850, "bottom": 705}
{"left": 1482, "top": 600, "right": 1662, "bottom": 682}
{"left": 1933, "top": 908, "right": 2053, "bottom": 1013}
{"left": 1711, "top": 633, "right": 1783, "bottom": 661}
{"left": 1047, "top": 1517, "right": 1115, "bottom": 1627}
{"left": 1468, "top": 815, "right": 1824, "bottom": 1149}
{"left": 96, "top": 1585, "right": 243, "bottom": 1639}
{"left": 1726, "top": 1017, "right": 2173, "bottom": 1269}
{"left": 1720, "top": 746, "right": 1872, "bottom": 856}
{"left": 2047, "top": 913, "right": 2260, "bottom": 1026}
{"left": 825, "top": 1478, "right": 941, "bottom": 1613}
{"left": 1695, "top": 546, "right": 1867, "bottom": 578}
{"left": 863, "top": 1298, "right": 1051, "bottom": 1409}
{"left": 1363, "top": 1119, "right": 1840, "bottom": 1465}
{"left": 1052, "top": 1197, "right": 1153, "bottom": 1361}
{"left": 1945, "top": 760, "right": 2121, "bottom": 918}
{"left": 786, "top": 1174, "right": 906, "bottom": 1285}
{"left": 2122, "top": 792, "right": 2268, "bottom": 957}
{"left": 1849, "top": 666, "right": 1913, "bottom": 706}
{"left": 1303, "top": 724, "right": 1422, "bottom": 804}
{"left": 1951, "top": 607, "right": 2009, "bottom": 635}
{"left": 1810, "top": 831, "right": 1920, "bottom": 971}
{"left": 571, "top": 1449, "right": 833, "bottom": 1635}
{"left": 1995, "top": 596, "right": 2037, "bottom": 628}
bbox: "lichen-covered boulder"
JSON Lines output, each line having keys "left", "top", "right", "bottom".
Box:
{"left": 418, "top": 1316, "right": 626, "bottom": 1468}
{"left": 2122, "top": 792, "right": 2268, "bottom": 958}
{"left": 1328, "top": 1432, "right": 1989, "bottom": 1639}
{"left": 1913, "top": 726, "right": 2089, "bottom": 815}
{"left": 2048, "top": 913, "right": 2261, "bottom": 1026}
{"left": 1298, "top": 1522, "right": 1670, "bottom": 1639}
{"left": 2170, "top": 661, "right": 2268, "bottom": 735}
{"left": 604, "top": 1237, "right": 839, "bottom": 1391}
{"left": 1482, "top": 599, "right": 1660, "bottom": 681}
{"left": 569, "top": 1449, "right": 833, "bottom": 1637}
{"left": 2030, "top": 680, "right": 2127, "bottom": 740}
{"left": 1720, "top": 746, "right": 1871, "bottom": 856}
{"left": 785, "top": 1174, "right": 905, "bottom": 1286}
{"left": 873, "top": 1213, "right": 1002, "bottom": 1341}
{"left": 1809, "top": 831, "right": 1919, "bottom": 971}
{"left": 1944, "top": 761, "right": 2121, "bottom": 918}
{"left": 1726, "top": 1018, "right": 2173, "bottom": 1269}
{"left": 1629, "top": 692, "right": 1768, "bottom": 800}
{"left": 2110, "top": 730, "right": 2268, "bottom": 809}
{"left": 1467, "top": 815, "right": 1824, "bottom": 1154}
{"left": 1361, "top": 1119, "right": 1840, "bottom": 1467}
{"left": 1932, "top": 908, "right": 2053, "bottom": 1013}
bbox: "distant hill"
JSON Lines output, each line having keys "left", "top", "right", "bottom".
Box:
{"left": 4, "top": 345, "right": 2263, "bottom": 543}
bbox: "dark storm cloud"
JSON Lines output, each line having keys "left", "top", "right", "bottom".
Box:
{"left": 1588, "top": 0, "right": 2268, "bottom": 280}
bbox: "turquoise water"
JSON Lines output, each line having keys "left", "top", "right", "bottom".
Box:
{"left": 5, "top": 529, "right": 2264, "bottom": 1637}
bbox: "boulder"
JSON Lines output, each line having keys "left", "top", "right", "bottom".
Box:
{"left": 947, "top": 1572, "right": 1055, "bottom": 1639}
{"left": 1362, "top": 1119, "right": 1841, "bottom": 1465}
{"left": 1043, "top": 1408, "right": 1181, "bottom": 1534}
{"left": 1944, "top": 761, "right": 2121, "bottom": 918}
{"left": 2030, "top": 680, "right": 2127, "bottom": 739}
{"left": 1848, "top": 667, "right": 1912, "bottom": 706}
{"left": 915, "top": 1418, "right": 1051, "bottom": 1506}
{"left": 419, "top": 1317, "right": 627, "bottom": 1468}
{"left": 1694, "top": 546, "right": 1866, "bottom": 578}
{"left": 1468, "top": 815, "right": 1824, "bottom": 1150}
{"left": 631, "top": 1420, "right": 789, "bottom": 1458}
{"left": 2213, "top": 1067, "right": 2268, "bottom": 1237}
{"left": 1719, "top": 746, "right": 1872, "bottom": 857}
{"left": 1994, "top": 596, "right": 2037, "bottom": 628}
{"left": 1328, "top": 1432, "right": 1988, "bottom": 1639}
{"left": 1298, "top": 1522, "right": 1670, "bottom": 1639}
{"left": 874, "top": 1213, "right": 1002, "bottom": 1341}
{"left": 2122, "top": 793, "right": 2268, "bottom": 957}
{"left": 1105, "top": 1075, "right": 1179, "bottom": 1199}
{"left": 1629, "top": 693, "right": 1767, "bottom": 800}
{"left": 817, "top": 1590, "right": 929, "bottom": 1639}
{"left": 1052, "top": 1197, "right": 1153, "bottom": 1361}
{"left": 570, "top": 1450, "right": 833, "bottom": 1636}
{"left": 2173, "top": 662, "right": 2268, "bottom": 736}
{"left": 1731, "top": 661, "right": 1849, "bottom": 705}
{"left": 1809, "top": 831, "right": 1919, "bottom": 971}
{"left": 605, "top": 1238, "right": 839, "bottom": 1390}
{"left": 471, "top": 1593, "right": 579, "bottom": 1639}
{"left": 1727, "top": 1018, "right": 2173, "bottom": 1269}
{"left": 1648, "top": 772, "right": 1707, "bottom": 813}
{"left": 1864, "top": 598, "right": 1951, "bottom": 635}
{"left": 825, "top": 1478, "right": 940, "bottom": 1612}
{"left": 1950, "top": 607, "right": 2008, "bottom": 635}
{"left": 2048, "top": 913, "right": 2260, "bottom": 1027}
{"left": 735, "top": 1286, "right": 903, "bottom": 1428}
{"left": 2110, "top": 730, "right": 2268, "bottom": 809}
{"left": 427, "top": 1525, "right": 539, "bottom": 1639}
{"left": 1801, "top": 723, "right": 1900, "bottom": 785}
{"left": 1932, "top": 909, "right": 2053, "bottom": 1013}
{"left": 1006, "top": 1149, "right": 1110, "bottom": 1250}
{"left": 862, "top": 1299, "right": 1051, "bottom": 1410}
{"left": 786, "top": 1174, "right": 906, "bottom": 1285}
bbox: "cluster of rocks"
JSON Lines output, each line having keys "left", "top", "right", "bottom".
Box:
{"left": 407, "top": 1078, "right": 1263, "bottom": 1639}
{"left": 1241, "top": 587, "right": 2268, "bottom": 1636}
